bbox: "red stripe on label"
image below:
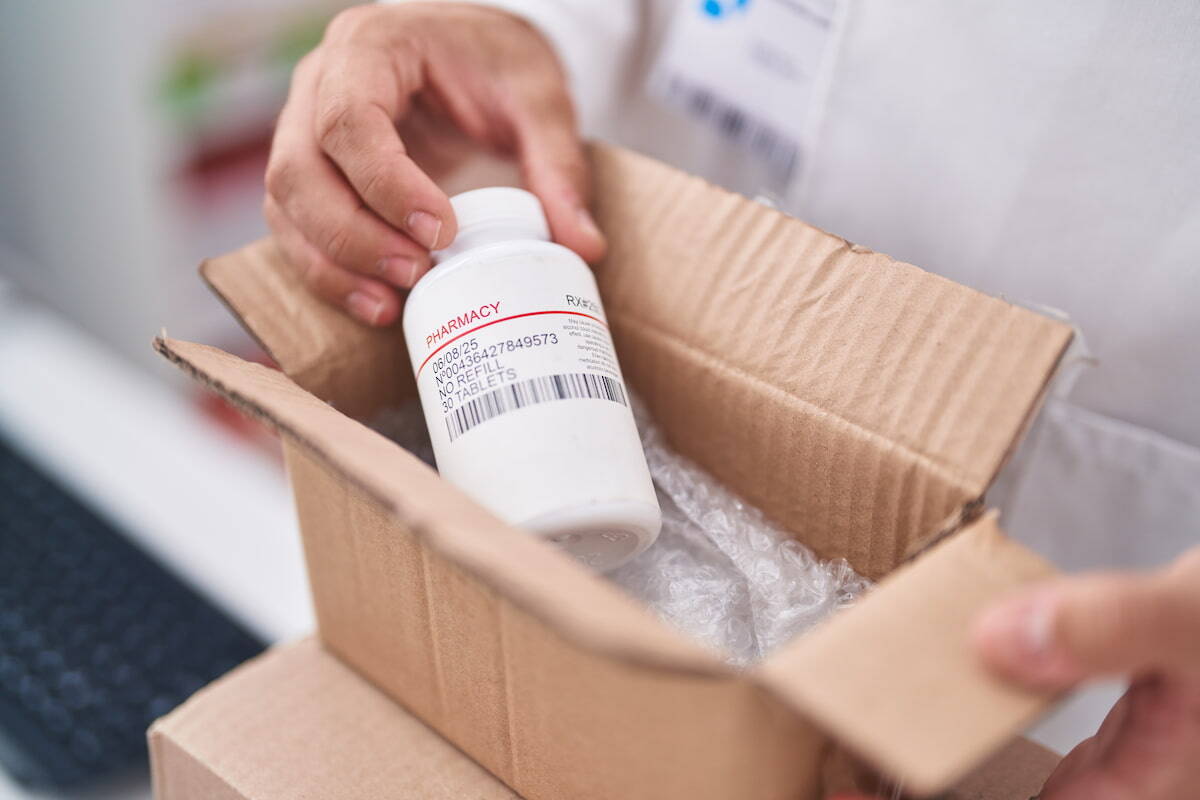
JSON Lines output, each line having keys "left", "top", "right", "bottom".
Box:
{"left": 417, "top": 310, "right": 607, "bottom": 376}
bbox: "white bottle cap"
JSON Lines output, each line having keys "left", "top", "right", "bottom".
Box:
{"left": 434, "top": 188, "right": 551, "bottom": 263}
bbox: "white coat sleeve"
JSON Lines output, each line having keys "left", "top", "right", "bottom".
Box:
{"left": 379, "top": 0, "right": 643, "bottom": 136}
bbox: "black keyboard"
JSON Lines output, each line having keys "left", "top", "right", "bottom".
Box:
{"left": 0, "top": 434, "right": 264, "bottom": 788}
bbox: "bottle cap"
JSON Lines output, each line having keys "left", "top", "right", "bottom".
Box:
{"left": 454, "top": 187, "right": 550, "bottom": 235}
{"left": 432, "top": 188, "right": 551, "bottom": 263}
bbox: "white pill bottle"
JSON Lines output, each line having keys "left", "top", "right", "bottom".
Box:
{"left": 402, "top": 188, "right": 660, "bottom": 570}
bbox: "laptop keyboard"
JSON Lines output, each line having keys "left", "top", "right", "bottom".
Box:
{"left": 0, "top": 435, "right": 264, "bottom": 787}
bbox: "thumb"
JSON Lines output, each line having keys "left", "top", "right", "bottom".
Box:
{"left": 512, "top": 107, "right": 607, "bottom": 264}
{"left": 971, "top": 561, "right": 1200, "bottom": 689}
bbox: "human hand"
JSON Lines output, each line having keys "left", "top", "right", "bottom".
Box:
{"left": 969, "top": 548, "right": 1200, "bottom": 799}
{"left": 832, "top": 548, "right": 1200, "bottom": 799}
{"left": 264, "top": 2, "right": 605, "bottom": 326}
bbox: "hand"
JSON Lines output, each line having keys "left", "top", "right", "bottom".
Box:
{"left": 264, "top": 2, "right": 605, "bottom": 326}
{"left": 831, "top": 548, "right": 1200, "bottom": 800}
{"left": 970, "top": 548, "right": 1200, "bottom": 799}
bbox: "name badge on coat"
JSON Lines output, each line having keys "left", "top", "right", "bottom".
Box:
{"left": 648, "top": 0, "right": 845, "bottom": 192}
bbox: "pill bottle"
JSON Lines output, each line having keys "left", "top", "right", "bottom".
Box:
{"left": 402, "top": 188, "right": 661, "bottom": 570}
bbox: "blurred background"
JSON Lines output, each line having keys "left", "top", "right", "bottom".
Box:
{"left": 0, "top": 2, "right": 353, "bottom": 797}
{"left": 0, "top": 0, "right": 347, "bottom": 361}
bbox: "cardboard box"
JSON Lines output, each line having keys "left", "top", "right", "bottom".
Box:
{"left": 150, "top": 638, "right": 1059, "bottom": 800}
{"left": 150, "top": 638, "right": 1060, "bottom": 800}
{"left": 149, "top": 638, "right": 519, "bottom": 800}
{"left": 156, "top": 145, "right": 1073, "bottom": 798}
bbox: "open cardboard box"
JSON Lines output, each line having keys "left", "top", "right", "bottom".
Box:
{"left": 155, "top": 145, "right": 1074, "bottom": 798}
{"left": 150, "top": 638, "right": 1061, "bottom": 800}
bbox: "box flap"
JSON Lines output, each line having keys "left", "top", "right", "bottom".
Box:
{"left": 822, "top": 735, "right": 1060, "bottom": 799}
{"left": 755, "top": 512, "right": 1059, "bottom": 795}
{"left": 153, "top": 336, "right": 724, "bottom": 676}
{"left": 149, "top": 637, "right": 521, "bottom": 799}
{"left": 150, "top": 638, "right": 1056, "bottom": 800}
{"left": 946, "top": 737, "right": 1061, "bottom": 800}
{"left": 588, "top": 145, "right": 1074, "bottom": 576}
{"left": 198, "top": 146, "right": 1072, "bottom": 578}
{"left": 200, "top": 238, "right": 412, "bottom": 420}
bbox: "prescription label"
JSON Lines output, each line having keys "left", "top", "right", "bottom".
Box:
{"left": 409, "top": 251, "right": 630, "bottom": 446}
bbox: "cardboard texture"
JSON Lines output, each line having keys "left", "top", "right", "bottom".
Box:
{"left": 162, "top": 144, "right": 1074, "bottom": 797}
{"left": 759, "top": 513, "right": 1057, "bottom": 791}
{"left": 149, "top": 638, "right": 519, "bottom": 800}
{"left": 150, "top": 638, "right": 1060, "bottom": 800}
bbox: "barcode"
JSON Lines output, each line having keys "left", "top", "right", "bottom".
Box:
{"left": 445, "top": 372, "right": 628, "bottom": 441}
{"left": 662, "top": 74, "right": 800, "bottom": 182}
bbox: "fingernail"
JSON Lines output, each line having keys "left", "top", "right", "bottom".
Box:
{"left": 977, "top": 594, "right": 1053, "bottom": 659}
{"left": 377, "top": 256, "right": 421, "bottom": 287}
{"left": 974, "top": 587, "right": 1079, "bottom": 689}
{"left": 346, "top": 290, "right": 385, "bottom": 325}
{"left": 406, "top": 210, "right": 443, "bottom": 250}
{"left": 1024, "top": 593, "right": 1057, "bottom": 659}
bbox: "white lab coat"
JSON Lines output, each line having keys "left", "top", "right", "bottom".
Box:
{"left": 471, "top": 0, "right": 1200, "bottom": 574}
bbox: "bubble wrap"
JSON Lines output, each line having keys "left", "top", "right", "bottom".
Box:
{"left": 610, "top": 401, "right": 870, "bottom": 664}
{"left": 372, "top": 399, "right": 870, "bottom": 666}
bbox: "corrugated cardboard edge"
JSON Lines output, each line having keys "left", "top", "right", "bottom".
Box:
{"left": 149, "top": 647, "right": 278, "bottom": 800}
{"left": 756, "top": 512, "right": 1061, "bottom": 795}
{"left": 149, "top": 638, "right": 1058, "bottom": 800}
{"left": 821, "top": 735, "right": 1060, "bottom": 799}
{"left": 586, "top": 143, "right": 1075, "bottom": 578}
{"left": 153, "top": 336, "right": 727, "bottom": 679}
{"left": 199, "top": 239, "right": 415, "bottom": 420}
{"left": 199, "top": 255, "right": 275, "bottom": 367}
{"left": 903, "top": 323, "right": 1072, "bottom": 565}
{"left": 198, "top": 240, "right": 315, "bottom": 384}
{"left": 148, "top": 638, "right": 521, "bottom": 800}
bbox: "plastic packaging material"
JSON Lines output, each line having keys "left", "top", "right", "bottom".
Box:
{"left": 372, "top": 398, "right": 869, "bottom": 666}
{"left": 610, "top": 400, "right": 870, "bottom": 665}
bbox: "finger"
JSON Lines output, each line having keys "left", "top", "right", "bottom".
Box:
{"left": 1040, "top": 677, "right": 1200, "bottom": 800}
{"left": 1090, "top": 686, "right": 1136, "bottom": 755}
{"left": 266, "top": 62, "right": 434, "bottom": 283}
{"left": 268, "top": 114, "right": 433, "bottom": 284}
{"left": 397, "top": 103, "right": 479, "bottom": 181}
{"left": 265, "top": 196, "right": 401, "bottom": 326}
{"left": 512, "top": 96, "right": 607, "bottom": 263}
{"left": 1039, "top": 735, "right": 1100, "bottom": 797}
{"left": 1039, "top": 769, "right": 1133, "bottom": 800}
{"left": 314, "top": 45, "right": 456, "bottom": 250}
{"left": 1039, "top": 691, "right": 1135, "bottom": 796}
{"left": 972, "top": 566, "right": 1200, "bottom": 689}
